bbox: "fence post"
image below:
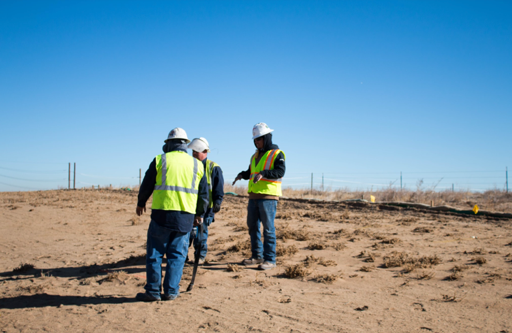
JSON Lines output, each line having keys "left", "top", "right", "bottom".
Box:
{"left": 322, "top": 173, "right": 324, "bottom": 191}
{"left": 73, "top": 163, "right": 76, "bottom": 190}
{"left": 507, "top": 167, "right": 509, "bottom": 193}
{"left": 400, "top": 171, "right": 402, "bottom": 190}
{"left": 68, "top": 163, "right": 71, "bottom": 189}
{"left": 139, "top": 168, "right": 142, "bottom": 187}
{"left": 311, "top": 173, "right": 313, "bottom": 193}
{"left": 452, "top": 183, "right": 454, "bottom": 192}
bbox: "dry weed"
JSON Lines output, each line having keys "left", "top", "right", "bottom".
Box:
{"left": 307, "top": 242, "right": 327, "bottom": 250}
{"left": 227, "top": 240, "right": 251, "bottom": 253}
{"left": 284, "top": 263, "right": 311, "bottom": 279}
{"left": 313, "top": 273, "right": 341, "bottom": 284}
{"left": 250, "top": 273, "right": 276, "bottom": 288}
{"left": 441, "top": 292, "right": 464, "bottom": 302}
{"left": 416, "top": 270, "right": 435, "bottom": 280}
{"left": 13, "top": 263, "right": 34, "bottom": 273}
{"left": 445, "top": 272, "right": 463, "bottom": 281}
{"left": 360, "top": 265, "right": 375, "bottom": 272}
{"left": 473, "top": 257, "right": 487, "bottom": 265}
{"left": 226, "top": 264, "right": 243, "bottom": 272}
{"left": 381, "top": 238, "right": 401, "bottom": 244}
{"left": 16, "top": 284, "right": 45, "bottom": 294}
{"left": 332, "top": 242, "right": 346, "bottom": 251}
{"left": 276, "top": 243, "right": 299, "bottom": 257}
{"left": 98, "top": 270, "right": 129, "bottom": 284}
{"left": 413, "top": 227, "right": 433, "bottom": 233}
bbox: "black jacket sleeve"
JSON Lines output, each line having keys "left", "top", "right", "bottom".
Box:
{"left": 260, "top": 152, "right": 286, "bottom": 179}
{"left": 238, "top": 165, "right": 251, "bottom": 180}
{"left": 212, "top": 166, "right": 224, "bottom": 205}
{"left": 137, "top": 158, "right": 157, "bottom": 207}
{"left": 195, "top": 172, "right": 209, "bottom": 217}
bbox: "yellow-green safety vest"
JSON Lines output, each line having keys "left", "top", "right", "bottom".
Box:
{"left": 152, "top": 151, "right": 205, "bottom": 214}
{"left": 248, "top": 149, "right": 285, "bottom": 196}
{"left": 205, "top": 159, "right": 220, "bottom": 208}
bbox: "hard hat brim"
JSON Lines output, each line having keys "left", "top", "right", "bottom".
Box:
{"left": 165, "top": 138, "right": 191, "bottom": 143}
{"left": 252, "top": 129, "right": 273, "bottom": 140}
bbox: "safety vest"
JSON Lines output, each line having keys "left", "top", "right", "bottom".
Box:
{"left": 205, "top": 159, "right": 220, "bottom": 208}
{"left": 152, "top": 151, "right": 205, "bottom": 214}
{"left": 248, "top": 149, "right": 285, "bottom": 196}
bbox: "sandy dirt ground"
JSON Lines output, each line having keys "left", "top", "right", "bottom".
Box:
{"left": 1, "top": 189, "right": 511, "bottom": 333}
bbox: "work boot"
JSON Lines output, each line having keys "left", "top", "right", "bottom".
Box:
{"left": 242, "top": 258, "right": 264, "bottom": 266}
{"left": 162, "top": 293, "right": 179, "bottom": 301}
{"left": 136, "top": 292, "right": 161, "bottom": 302}
{"left": 258, "top": 261, "right": 276, "bottom": 270}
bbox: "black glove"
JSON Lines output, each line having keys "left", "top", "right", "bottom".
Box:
{"left": 213, "top": 202, "right": 221, "bottom": 213}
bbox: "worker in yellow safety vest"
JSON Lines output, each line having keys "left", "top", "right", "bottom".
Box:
{"left": 233, "top": 123, "right": 286, "bottom": 270}
{"left": 135, "top": 127, "right": 209, "bottom": 302}
{"left": 187, "top": 137, "right": 224, "bottom": 264}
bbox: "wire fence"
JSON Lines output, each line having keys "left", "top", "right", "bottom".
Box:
{"left": 0, "top": 163, "right": 509, "bottom": 193}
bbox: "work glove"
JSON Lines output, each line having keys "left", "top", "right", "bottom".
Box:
{"left": 213, "top": 202, "right": 221, "bottom": 213}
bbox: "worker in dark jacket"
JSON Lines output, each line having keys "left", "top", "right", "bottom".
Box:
{"left": 135, "top": 127, "right": 209, "bottom": 302}
{"left": 233, "top": 123, "right": 285, "bottom": 270}
{"left": 187, "top": 137, "right": 224, "bottom": 264}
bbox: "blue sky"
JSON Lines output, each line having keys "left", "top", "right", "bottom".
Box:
{"left": 1, "top": 0, "right": 511, "bottom": 192}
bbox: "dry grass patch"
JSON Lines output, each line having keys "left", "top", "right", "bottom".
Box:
{"left": 13, "top": 263, "right": 34, "bottom": 274}
{"left": 360, "top": 265, "right": 375, "bottom": 272}
{"left": 277, "top": 224, "right": 311, "bottom": 241}
{"left": 16, "top": 284, "right": 45, "bottom": 294}
{"left": 413, "top": 227, "right": 433, "bottom": 233}
{"left": 445, "top": 271, "right": 463, "bottom": 281}
{"left": 307, "top": 242, "right": 327, "bottom": 250}
{"left": 473, "top": 256, "right": 487, "bottom": 265}
{"left": 226, "top": 264, "right": 243, "bottom": 272}
{"left": 227, "top": 240, "right": 251, "bottom": 253}
{"left": 97, "top": 270, "right": 129, "bottom": 284}
{"left": 381, "top": 238, "right": 401, "bottom": 244}
{"left": 331, "top": 242, "right": 346, "bottom": 251}
{"left": 284, "top": 263, "right": 312, "bottom": 279}
{"left": 313, "top": 273, "right": 341, "bottom": 284}
{"left": 416, "top": 270, "right": 435, "bottom": 280}
{"left": 383, "top": 252, "right": 441, "bottom": 269}
{"left": 276, "top": 243, "right": 299, "bottom": 257}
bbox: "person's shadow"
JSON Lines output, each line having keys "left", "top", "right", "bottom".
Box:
{"left": 0, "top": 254, "right": 146, "bottom": 309}
{"left": 0, "top": 293, "right": 137, "bottom": 309}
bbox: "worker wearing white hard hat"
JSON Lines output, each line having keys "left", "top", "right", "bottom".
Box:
{"left": 186, "top": 137, "right": 224, "bottom": 264}
{"left": 232, "top": 123, "right": 286, "bottom": 270}
{"left": 135, "top": 128, "right": 209, "bottom": 302}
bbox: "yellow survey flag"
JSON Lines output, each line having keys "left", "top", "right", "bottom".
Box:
{"left": 473, "top": 205, "right": 479, "bottom": 214}
{"left": 370, "top": 195, "right": 375, "bottom": 203}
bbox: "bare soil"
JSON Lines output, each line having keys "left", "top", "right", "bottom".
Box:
{"left": 1, "top": 189, "right": 511, "bottom": 332}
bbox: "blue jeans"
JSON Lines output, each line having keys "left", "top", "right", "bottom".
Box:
{"left": 189, "top": 216, "right": 213, "bottom": 259}
{"left": 246, "top": 199, "right": 277, "bottom": 263}
{"left": 145, "top": 220, "right": 189, "bottom": 298}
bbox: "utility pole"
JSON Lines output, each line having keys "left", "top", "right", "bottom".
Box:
{"left": 139, "top": 168, "right": 142, "bottom": 187}
{"left": 311, "top": 173, "right": 313, "bottom": 193}
{"left": 507, "top": 167, "right": 509, "bottom": 193}
{"left": 68, "top": 163, "right": 71, "bottom": 189}
{"left": 452, "top": 183, "right": 454, "bottom": 192}
{"left": 73, "top": 163, "right": 76, "bottom": 190}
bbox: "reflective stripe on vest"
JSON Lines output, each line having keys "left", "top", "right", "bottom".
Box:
{"left": 152, "top": 151, "right": 204, "bottom": 214}
{"left": 248, "top": 149, "right": 285, "bottom": 196}
{"left": 250, "top": 149, "right": 283, "bottom": 183}
{"left": 154, "top": 153, "right": 199, "bottom": 194}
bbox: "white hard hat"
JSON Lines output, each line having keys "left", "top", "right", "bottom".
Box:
{"left": 164, "top": 127, "right": 190, "bottom": 143}
{"left": 188, "top": 137, "right": 210, "bottom": 152}
{"left": 252, "top": 122, "right": 274, "bottom": 140}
